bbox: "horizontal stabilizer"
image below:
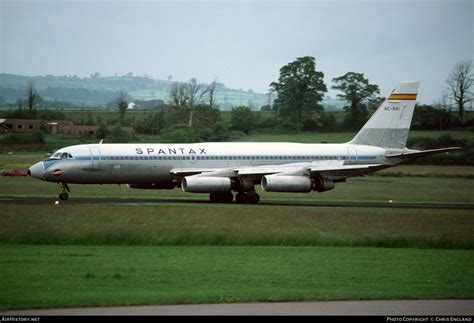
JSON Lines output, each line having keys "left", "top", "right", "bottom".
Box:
{"left": 386, "top": 147, "right": 462, "bottom": 159}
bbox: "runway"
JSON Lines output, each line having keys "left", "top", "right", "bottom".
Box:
{"left": 0, "top": 195, "right": 473, "bottom": 210}
{"left": 1, "top": 299, "right": 473, "bottom": 316}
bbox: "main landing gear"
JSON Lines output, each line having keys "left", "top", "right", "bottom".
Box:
{"left": 58, "top": 182, "right": 70, "bottom": 200}
{"left": 236, "top": 191, "right": 260, "bottom": 204}
{"left": 209, "top": 191, "right": 260, "bottom": 204}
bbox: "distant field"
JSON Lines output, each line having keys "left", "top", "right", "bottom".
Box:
{"left": 235, "top": 132, "right": 354, "bottom": 143}
{"left": 0, "top": 151, "right": 43, "bottom": 170}
{"left": 235, "top": 130, "right": 474, "bottom": 143}
{"left": 128, "top": 87, "right": 269, "bottom": 108}
{"left": 1, "top": 128, "right": 472, "bottom": 154}
{"left": 377, "top": 165, "right": 474, "bottom": 176}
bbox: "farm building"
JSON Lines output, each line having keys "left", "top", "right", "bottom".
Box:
{"left": 60, "top": 124, "right": 134, "bottom": 138}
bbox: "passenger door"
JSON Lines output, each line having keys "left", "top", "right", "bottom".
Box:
{"left": 347, "top": 146, "right": 357, "bottom": 163}
{"left": 89, "top": 146, "right": 101, "bottom": 169}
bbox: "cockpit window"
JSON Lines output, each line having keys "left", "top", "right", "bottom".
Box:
{"left": 58, "top": 152, "right": 74, "bottom": 159}
{"left": 45, "top": 151, "right": 73, "bottom": 161}
{"left": 53, "top": 152, "right": 73, "bottom": 159}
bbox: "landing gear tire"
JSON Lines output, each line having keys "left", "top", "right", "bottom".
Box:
{"left": 236, "top": 192, "right": 246, "bottom": 204}
{"left": 236, "top": 191, "right": 260, "bottom": 204}
{"left": 246, "top": 192, "right": 260, "bottom": 204}
{"left": 209, "top": 192, "right": 234, "bottom": 203}
{"left": 58, "top": 182, "right": 70, "bottom": 200}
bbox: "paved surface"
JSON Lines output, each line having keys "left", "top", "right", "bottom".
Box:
{"left": 0, "top": 196, "right": 473, "bottom": 210}
{"left": 1, "top": 300, "right": 473, "bottom": 316}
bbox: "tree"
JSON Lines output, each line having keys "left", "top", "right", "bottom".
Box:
{"left": 189, "top": 79, "right": 206, "bottom": 128}
{"left": 186, "top": 78, "right": 202, "bottom": 109}
{"left": 191, "top": 104, "right": 224, "bottom": 141}
{"left": 169, "top": 82, "right": 188, "bottom": 108}
{"left": 446, "top": 60, "right": 473, "bottom": 123}
{"left": 202, "top": 77, "right": 219, "bottom": 108}
{"left": 96, "top": 122, "right": 109, "bottom": 140}
{"left": 16, "top": 98, "right": 24, "bottom": 110}
{"left": 332, "top": 72, "right": 380, "bottom": 130}
{"left": 230, "top": 106, "right": 255, "bottom": 135}
{"left": 116, "top": 90, "right": 128, "bottom": 121}
{"left": 168, "top": 79, "right": 209, "bottom": 127}
{"left": 109, "top": 122, "right": 129, "bottom": 143}
{"left": 160, "top": 124, "right": 200, "bottom": 143}
{"left": 26, "top": 82, "right": 38, "bottom": 112}
{"left": 270, "top": 56, "right": 327, "bottom": 133}
{"left": 168, "top": 83, "right": 191, "bottom": 126}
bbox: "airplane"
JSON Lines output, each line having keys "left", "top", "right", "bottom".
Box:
{"left": 28, "top": 81, "right": 461, "bottom": 203}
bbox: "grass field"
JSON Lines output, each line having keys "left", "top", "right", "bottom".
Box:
{"left": 1, "top": 245, "right": 473, "bottom": 310}
{"left": 0, "top": 150, "right": 473, "bottom": 310}
{"left": 0, "top": 204, "right": 473, "bottom": 249}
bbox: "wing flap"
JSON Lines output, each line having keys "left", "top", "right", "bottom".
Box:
{"left": 169, "top": 168, "right": 228, "bottom": 177}
{"left": 309, "top": 164, "right": 386, "bottom": 177}
{"left": 238, "top": 162, "right": 386, "bottom": 178}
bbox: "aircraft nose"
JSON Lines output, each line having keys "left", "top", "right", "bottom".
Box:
{"left": 28, "top": 162, "right": 44, "bottom": 179}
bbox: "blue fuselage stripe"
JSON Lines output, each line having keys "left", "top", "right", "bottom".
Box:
{"left": 42, "top": 155, "right": 377, "bottom": 170}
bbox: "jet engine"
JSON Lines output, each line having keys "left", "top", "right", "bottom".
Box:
{"left": 181, "top": 176, "right": 232, "bottom": 193}
{"left": 261, "top": 175, "right": 313, "bottom": 193}
{"left": 314, "top": 177, "right": 335, "bottom": 192}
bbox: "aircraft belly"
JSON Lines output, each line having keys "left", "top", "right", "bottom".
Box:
{"left": 106, "top": 161, "right": 175, "bottom": 184}
{"left": 56, "top": 161, "right": 175, "bottom": 184}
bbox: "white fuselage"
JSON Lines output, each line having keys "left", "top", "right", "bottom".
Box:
{"left": 28, "top": 142, "right": 390, "bottom": 185}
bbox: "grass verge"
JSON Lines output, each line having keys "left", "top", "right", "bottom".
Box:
{"left": 1, "top": 244, "right": 473, "bottom": 310}
{"left": 1, "top": 205, "right": 472, "bottom": 249}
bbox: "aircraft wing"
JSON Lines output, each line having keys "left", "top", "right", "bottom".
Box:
{"left": 170, "top": 161, "right": 386, "bottom": 180}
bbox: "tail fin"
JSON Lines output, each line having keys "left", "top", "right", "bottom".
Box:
{"left": 349, "top": 81, "right": 420, "bottom": 149}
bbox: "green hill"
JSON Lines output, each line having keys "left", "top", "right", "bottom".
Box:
{"left": 0, "top": 73, "right": 345, "bottom": 110}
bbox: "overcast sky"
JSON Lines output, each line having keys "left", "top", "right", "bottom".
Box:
{"left": 1, "top": 0, "right": 472, "bottom": 103}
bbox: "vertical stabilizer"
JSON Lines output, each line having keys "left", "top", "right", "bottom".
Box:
{"left": 349, "top": 81, "right": 420, "bottom": 149}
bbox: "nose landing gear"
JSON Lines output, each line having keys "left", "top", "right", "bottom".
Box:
{"left": 58, "top": 182, "right": 70, "bottom": 200}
